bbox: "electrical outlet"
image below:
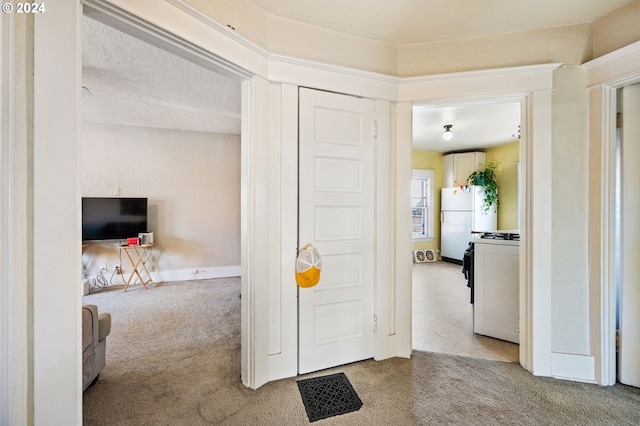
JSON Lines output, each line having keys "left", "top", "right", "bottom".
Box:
{"left": 115, "top": 266, "right": 123, "bottom": 275}
{"left": 100, "top": 264, "right": 107, "bottom": 271}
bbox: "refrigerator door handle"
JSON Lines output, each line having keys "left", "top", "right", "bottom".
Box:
{"left": 441, "top": 212, "right": 444, "bottom": 223}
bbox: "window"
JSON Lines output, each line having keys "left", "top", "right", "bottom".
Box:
{"left": 412, "top": 169, "right": 434, "bottom": 241}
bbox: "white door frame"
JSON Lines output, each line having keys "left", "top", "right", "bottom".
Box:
{"left": 618, "top": 83, "right": 640, "bottom": 387}
{"left": 267, "top": 84, "right": 395, "bottom": 379}
{"left": 83, "top": 0, "right": 269, "bottom": 388}
{"left": 397, "top": 64, "right": 559, "bottom": 376}
{"left": 1, "top": 8, "right": 25, "bottom": 423}
{"left": 583, "top": 41, "right": 640, "bottom": 386}
{"left": 410, "top": 94, "right": 530, "bottom": 363}
{"left": 0, "top": 10, "right": 7, "bottom": 420}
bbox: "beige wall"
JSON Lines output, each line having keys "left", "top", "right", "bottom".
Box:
{"left": 398, "top": 24, "right": 592, "bottom": 77}
{"left": 266, "top": 16, "right": 397, "bottom": 76}
{"left": 185, "top": 0, "right": 268, "bottom": 50}
{"left": 186, "top": 0, "right": 398, "bottom": 75}
{"left": 593, "top": 0, "right": 640, "bottom": 58}
{"left": 485, "top": 141, "right": 520, "bottom": 230}
{"left": 186, "top": 1, "right": 640, "bottom": 77}
{"left": 81, "top": 123, "right": 241, "bottom": 282}
{"left": 412, "top": 150, "right": 442, "bottom": 252}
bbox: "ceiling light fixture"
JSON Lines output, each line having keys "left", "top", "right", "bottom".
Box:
{"left": 442, "top": 124, "right": 453, "bottom": 141}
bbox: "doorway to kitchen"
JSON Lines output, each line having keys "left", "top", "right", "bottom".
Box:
{"left": 411, "top": 99, "right": 522, "bottom": 362}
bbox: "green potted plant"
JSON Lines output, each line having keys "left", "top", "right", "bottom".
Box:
{"left": 467, "top": 162, "right": 500, "bottom": 213}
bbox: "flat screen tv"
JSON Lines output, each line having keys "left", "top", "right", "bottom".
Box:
{"left": 82, "top": 197, "right": 148, "bottom": 241}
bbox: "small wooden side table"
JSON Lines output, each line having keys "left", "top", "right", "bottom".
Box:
{"left": 119, "top": 243, "right": 156, "bottom": 292}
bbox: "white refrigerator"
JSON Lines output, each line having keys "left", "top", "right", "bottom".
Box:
{"left": 440, "top": 186, "right": 497, "bottom": 262}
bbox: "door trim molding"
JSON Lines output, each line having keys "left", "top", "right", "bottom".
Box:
{"left": 396, "top": 64, "right": 560, "bottom": 376}
{"left": 83, "top": 0, "right": 264, "bottom": 389}
{"left": 374, "top": 100, "right": 394, "bottom": 360}
{"left": 583, "top": 41, "right": 640, "bottom": 385}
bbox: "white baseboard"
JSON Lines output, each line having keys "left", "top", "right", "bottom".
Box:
{"left": 151, "top": 265, "right": 241, "bottom": 282}
{"left": 84, "top": 265, "right": 241, "bottom": 289}
{"left": 551, "top": 352, "right": 596, "bottom": 383}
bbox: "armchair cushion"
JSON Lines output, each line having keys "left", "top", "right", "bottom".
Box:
{"left": 82, "top": 304, "right": 111, "bottom": 391}
{"left": 98, "top": 312, "right": 111, "bottom": 341}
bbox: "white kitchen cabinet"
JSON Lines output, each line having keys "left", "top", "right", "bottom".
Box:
{"left": 442, "top": 152, "right": 486, "bottom": 187}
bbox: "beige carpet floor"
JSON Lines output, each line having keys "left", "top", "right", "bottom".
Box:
{"left": 83, "top": 278, "right": 640, "bottom": 425}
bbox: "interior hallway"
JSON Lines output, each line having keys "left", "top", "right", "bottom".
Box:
{"left": 412, "top": 260, "right": 519, "bottom": 362}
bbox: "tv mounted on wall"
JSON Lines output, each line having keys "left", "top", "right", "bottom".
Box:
{"left": 82, "top": 197, "right": 148, "bottom": 241}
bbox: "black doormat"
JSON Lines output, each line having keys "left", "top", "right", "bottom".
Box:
{"left": 297, "top": 372, "right": 363, "bottom": 422}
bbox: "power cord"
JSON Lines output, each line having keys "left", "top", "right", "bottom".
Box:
{"left": 90, "top": 266, "right": 118, "bottom": 292}
{"left": 86, "top": 240, "right": 130, "bottom": 293}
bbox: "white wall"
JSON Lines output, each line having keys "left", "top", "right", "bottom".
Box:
{"left": 2, "top": 11, "right": 35, "bottom": 425}
{"left": 550, "top": 66, "right": 591, "bottom": 355}
{"left": 81, "top": 123, "right": 241, "bottom": 282}
{"left": 33, "top": 2, "right": 82, "bottom": 424}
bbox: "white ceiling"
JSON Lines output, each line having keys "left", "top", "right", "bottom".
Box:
{"left": 412, "top": 102, "right": 521, "bottom": 152}
{"left": 249, "top": 0, "right": 633, "bottom": 45}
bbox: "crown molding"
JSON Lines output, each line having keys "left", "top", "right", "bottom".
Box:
{"left": 267, "top": 53, "right": 400, "bottom": 84}
{"left": 400, "top": 63, "right": 561, "bottom": 85}
{"left": 583, "top": 39, "right": 640, "bottom": 70}
{"left": 164, "top": 0, "right": 270, "bottom": 60}
{"left": 582, "top": 40, "right": 640, "bottom": 87}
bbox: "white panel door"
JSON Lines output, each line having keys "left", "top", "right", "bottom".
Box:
{"left": 298, "top": 88, "right": 375, "bottom": 374}
{"left": 619, "top": 83, "right": 640, "bottom": 388}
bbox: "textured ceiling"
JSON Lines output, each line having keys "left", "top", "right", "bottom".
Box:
{"left": 248, "top": 0, "right": 633, "bottom": 45}
{"left": 82, "top": 16, "right": 242, "bottom": 134}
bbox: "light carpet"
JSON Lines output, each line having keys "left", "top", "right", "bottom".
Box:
{"left": 83, "top": 278, "right": 640, "bottom": 425}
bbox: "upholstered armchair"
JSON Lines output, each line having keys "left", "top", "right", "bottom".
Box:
{"left": 82, "top": 304, "right": 111, "bottom": 391}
